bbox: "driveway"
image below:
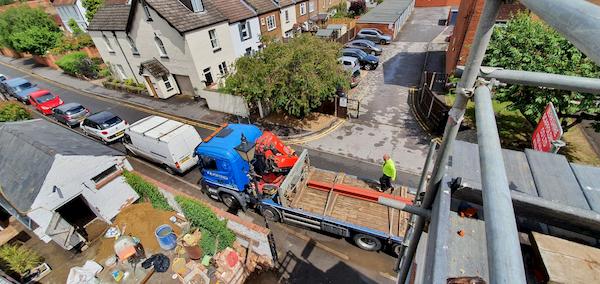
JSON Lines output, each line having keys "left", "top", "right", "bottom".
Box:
{"left": 305, "top": 7, "right": 451, "bottom": 177}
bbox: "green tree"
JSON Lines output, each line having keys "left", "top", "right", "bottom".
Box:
{"left": 484, "top": 12, "right": 600, "bottom": 132}
{"left": 0, "top": 6, "right": 61, "bottom": 55}
{"left": 0, "top": 102, "right": 32, "bottom": 122}
{"left": 67, "top": 18, "right": 83, "bottom": 36}
{"left": 223, "top": 34, "right": 350, "bottom": 118}
{"left": 82, "top": 0, "right": 103, "bottom": 22}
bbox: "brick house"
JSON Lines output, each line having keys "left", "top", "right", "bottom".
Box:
{"left": 245, "top": 0, "right": 282, "bottom": 40}
{"left": 295, "top": 0, "right": 310, "bottom": 30}
{"left": 415, "top": 0, "right": 460, "bottom": 7}
{"left": 445, "top": 0, "right": 527, "bottom": 74}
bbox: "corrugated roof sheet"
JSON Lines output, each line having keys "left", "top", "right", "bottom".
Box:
{"left": 211, "top": 0, "right": 257, "bottom": 23}
{"left": 357, "top": 0, "right": 412, "bottom": 24}
{"left": 87, "top": 4, "right": 133, "bottom": 31}
{"left": 0, "top": 119, "right": 122, "bottom": 213}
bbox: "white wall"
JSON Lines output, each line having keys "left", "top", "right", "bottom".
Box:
{"left": 280, "top": 5, "right": 297, "bottom": 37}
{"left": 27, "top": 155, "right": 139, "bottom": 243}
{"left": 228, "top": 17, "right": 262, "bottom": 57}
{"left": 198, "top": 89, "right": 249, "bottom": 117}
{"left": 185, "top": 22, "right": 237, "bottom": 87}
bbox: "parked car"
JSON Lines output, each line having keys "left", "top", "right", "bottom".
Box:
{"left": 28, "top": 90, "right": 64, "bottom": 115}
{"left": 2, "top": 77, "right": 39, "bottom": 103}
{"left": 344, "top": 39, "right": 382, "bottom": 55}
{"left": 52, "top": 102, "right": 90, "bottom": 127}
{"left": 356, "top": 28, "right": 392, "bottom": 44}
{"left": 123, "top": 116, "right": 202, "bottom": 174}
{"left": 0, "top": 74, "right": 6, "bottom": 82}
{"left": 350, "top": 69, "right": 361, "bottom": 88}
{"left": 338, "top": 56, "right": 361, "bottom": 73}
{"left": 341, "top": 48, "right": 379, "bottom": 70}
{"left": 81, "top": 111, "right": 128, "bottom": 144}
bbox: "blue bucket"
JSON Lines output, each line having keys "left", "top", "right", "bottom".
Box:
{"left": 155, "top": 224, "right": 177, "bottom": 250}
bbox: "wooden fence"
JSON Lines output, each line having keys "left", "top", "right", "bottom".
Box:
{"left": 411, "top": 72, "right": 450, "bottom": 134}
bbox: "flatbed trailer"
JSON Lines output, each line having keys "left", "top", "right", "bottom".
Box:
{"left": 260, "top": 150, "right": 413, "bottom": 252}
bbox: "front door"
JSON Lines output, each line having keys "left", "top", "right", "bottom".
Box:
{"left": 144, "top": 76, "right": 158, "bottom": 98}
{"left": 203, "top": 68, "right": 213, "bottom": 87}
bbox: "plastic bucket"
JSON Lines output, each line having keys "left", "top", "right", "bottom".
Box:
{"left": 155, "top": 224, "right": 177, "bottom": 250}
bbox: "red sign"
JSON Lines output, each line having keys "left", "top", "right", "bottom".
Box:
{"left": 532, "top": 103, "right": 563, "bottom": 153}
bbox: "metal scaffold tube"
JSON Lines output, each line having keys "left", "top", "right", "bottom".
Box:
{"left": 519, "top": 0, "right": 600, "bottom": 66}
{"left": 474, "top": 80, "right": 526, "bottom": 284}
{"left": 395, "top": 1, "right": 503, "bottom": 283}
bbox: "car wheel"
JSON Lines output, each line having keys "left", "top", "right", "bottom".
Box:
{"left": 261, "top": 206, "right": 281, "bottom": 222}
{"left": 364, "top": 64, "right": 372, "bottom": 71}
{"left": 220, "top": 193, "right": 239, "bottom": 209}
{"left": 370, "top": 51, "right": 376, "bottom": 55}
{"left": 82, "top": 129, "right": 88, "bottom": 136}
{"left": 380, "top": 39, "right": 386, "bottom": 45}
{"left": 353, "top": 233, "right": 382, "bottom": 251}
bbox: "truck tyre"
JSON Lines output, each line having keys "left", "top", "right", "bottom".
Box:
{"left": 392, "top": 243, "right": 403, "bottom": 256}
{"left": 164, "top": 164, "right": 175, "bottom": 175}
{"left": 220, "top": 193, "right": 239, "bottom": 209}
{"left": 353, "top": 234, "right": 382, "bottom": 251}
{"left": 261, "top": 206, "right": 281, "bottom": 222}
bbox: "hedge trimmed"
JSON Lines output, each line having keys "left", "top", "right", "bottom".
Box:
{"left": 123, "top": 171, "right": 172, "bottom": 211}
{"left": 175, "top": 196, "right": 236, "bottom": 255}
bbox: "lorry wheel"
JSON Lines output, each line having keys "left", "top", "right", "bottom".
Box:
{"left": 261, "top": 207, "right": 281, "bottom": 222}
{"left": 392, "top": 243, "right": 403, "bottom": 256}
{"left": 220, "top": 193, "right": 239, "bottom": 209}
{"left": 353, "top": 234, "right": 382, "bottom": 251}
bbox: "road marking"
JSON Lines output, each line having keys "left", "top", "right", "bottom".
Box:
{"left": 285, "top": 118, "right": 346, "bottom": 144}
{"left": 0, "top": 60, "right": 218, "bottom": 131}
{"left": 379, "top": 272, "right": 397, "bottom": 281}
{"left": 275, "top": 224, "right": 350, "bottom": 260}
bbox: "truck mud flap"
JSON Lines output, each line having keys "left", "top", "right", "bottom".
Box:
{"left": 321, "top": 222, "right": 350, "bottom": 237}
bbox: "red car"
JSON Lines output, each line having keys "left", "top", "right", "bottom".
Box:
{"left": 28, "top": 90, "right": 64, "bottom": 115}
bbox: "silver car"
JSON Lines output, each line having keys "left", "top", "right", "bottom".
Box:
{"left": 52, "top": 103, "right": 90, "bottom": 128}
{"left": 356, "top": 28, "right": 392, "bottom": 44}
{"left": 344, "top": 39, "right": 382, "bottom": 55}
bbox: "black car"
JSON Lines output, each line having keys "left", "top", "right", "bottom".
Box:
{"left": 341, "top": 48, "right": 379, "bottom": 70}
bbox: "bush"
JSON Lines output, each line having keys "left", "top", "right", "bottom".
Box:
{"left": 99, "top": 67, "right": 112, "bottom": 78}
{"left": 349, "top": 0, "right": 367, "bottom": 16}
{"left": 0, "top": 6, "right": 61, "bottom": 55}
{"left": 0, "top": 244, "right": 42, "bottom": 276}
{"left": 52, "top": 34, "right": 94, "bottom": 55}
{"left": 0, "top": 0, "right": 14, "bottom": 6}
{"left": 56, "top": 51, "right": 99, "bottom": 79}
{"left": 0, "top": 102, "right": 31, "bottom": 122}
{"left": 175, "top": 196, "right": 236, "bottom": 255}
{"left": 123, "top": 171, "right": 173, "bottom": 211}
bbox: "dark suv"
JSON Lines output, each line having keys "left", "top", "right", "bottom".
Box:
{"left": 341, "top": 48, "right": 379, "bottom": 70}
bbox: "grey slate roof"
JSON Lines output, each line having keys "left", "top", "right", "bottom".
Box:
{"left": 145, "top": 0, "right": 227, "bottom": 33}
{"left": 87, "top": 4, "right": 133, "bottom": 31}
{"left": 211, "top": 0, "right": 257, "bottom": 23}
{"left": 0, "top": 119, "right": 122, "bottom": 213}
{"left": 357, "top": 0, "right": 412, "bottom": 24}
{"left": 244, "top": 0, "right": 279, "bottom": 14}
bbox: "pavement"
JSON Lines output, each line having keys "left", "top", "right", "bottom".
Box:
{"left": 305, "top": 7, "right": 451, "bottom": 176}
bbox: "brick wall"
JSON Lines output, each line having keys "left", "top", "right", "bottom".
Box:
{"left": 416, "top": 0, "right": 461, "bottom": 7}
{"left": 258, "top": 11, "right": 283, "bottom": 40}
{"left": 355, "top": 23, "right": 395, "bottom": 39}
{"left": 445, "top": 0, "right": 527, "bottom": 74}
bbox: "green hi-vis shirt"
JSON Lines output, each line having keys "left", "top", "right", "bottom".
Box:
{"left": 382, "top": 159, "right": 397, "bottom": 181}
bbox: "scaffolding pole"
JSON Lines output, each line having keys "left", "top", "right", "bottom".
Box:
{"left": 519, "top": 0, "right": 600, "bottom": 66}
{"left": 395, "top": 1, "right": 503, "bottom": 283}
{"left": 474, "top": 80, "right": 527, "bottom": 284}
{"left": 455, "top": 66, "right": 600, "bottom": 94}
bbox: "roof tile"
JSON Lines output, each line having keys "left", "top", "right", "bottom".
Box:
{"left": 87, "top": 4, "right": 133, "bottom": 31}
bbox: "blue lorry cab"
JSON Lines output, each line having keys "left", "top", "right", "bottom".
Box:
{"left": 194, "top": 124, "right": 262, "bottom": 193}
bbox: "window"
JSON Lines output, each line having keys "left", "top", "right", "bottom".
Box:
{"left": 127, "top": 35, "right": 139, "bottom": 55}
{"left": 102, "top": 34, "right": 114, "bottom": 53}
{"left": 300, "top": 3, "right": 306, "bottom": 15}
{"left": 163, "top": 76, "right": 173, "bottom": 91}
{"left": 260, "top": 17, "right": 265, "bottom": 25}
{"left": 245, "top": 47, "right": 252, "bottom": 56}
{"left": 199, "top": 156, "right": 217, "bottom": 170}
{"left": 208, "top": 29, "right": 220, "bottom": 51}
{"left": 191, "top": 0, "right": 204, "bottom": 12}
{"left": 239, "top": 21, "right": 251, "bottom": 40}
{"left": 154, "top": 35, "right": 167, "bottom": 57}
{"left": 115, "top": 64, "right": 127, "bottom": 80}
{"left": 284, "top": 10, "right": 289, "bottom": 23}
{"left": 309, "top": 1, "right": 314, "bottom": 12}
{"left": 142, "top": 1, "right": 153, "bottom": 21}
{"left": 266, "top": 15, "right": 276, "bottom": 31}
{"left": 92, "top": 165, "right": 118, "bottom": 184}
{"left": 218, "top": 61, "right": 228, "bottom": 75}
{"left": 203, "top": 68, "right": 213, "bottom": 86}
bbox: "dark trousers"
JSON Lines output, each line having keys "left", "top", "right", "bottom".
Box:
{"left": 380, "top": 174, "right": 392, "bottom": 191}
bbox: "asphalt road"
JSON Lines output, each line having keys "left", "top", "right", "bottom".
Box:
{"left": 0, "top": 64, "right": 422, "bottom": 283}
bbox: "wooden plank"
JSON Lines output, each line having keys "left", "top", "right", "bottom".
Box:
{"left": 570, "top": 163, "right": 600, "bottom": 213}
{"left": 532, "top": 232, "right": 600, "bottom": 284}
{"left": 307, "top": 180, "right": 413, "bottom": 204}
{"left": 525, "top": 149, "right": 590, "bottom": 210}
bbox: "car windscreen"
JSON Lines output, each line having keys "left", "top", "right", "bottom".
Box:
{"left": 14, "top": 82, "right": 32, "bottom": 92}
{"left": 355, "top": 49, "right": 368, "bottom": 58}
{"left": 99, "top": 115, "right": 122, "bottom": 129}
{"left": 35, "top": 93, "right": 56, "bottom": 103}
{"left": 66, "top": 105, "right": 85, "bottom": 114}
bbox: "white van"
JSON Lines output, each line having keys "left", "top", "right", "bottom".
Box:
{"left": 123, "top": 116, "right": 202, "bottom": 174}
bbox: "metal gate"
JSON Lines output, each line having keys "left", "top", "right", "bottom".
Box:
{"left": 346, "top": 98, "right": 360, "bottom": 119}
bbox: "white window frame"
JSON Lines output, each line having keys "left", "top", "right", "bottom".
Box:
{"left": 127, "top": 34, "right": 139, "bottom": 55}
{"left": 102, "top": 34, "right": 114, "bottom": 53}
{"left": 260, "top": 17, "right": 265, "bottom": 25}
{"left": 209, "top": 29, "right": 220, "bottom": 50}
{"left": 240, "top": 21, "right": 250, "bottom": 40}
{"left": 218, "top": 61, "right": 228, "bottom": 75}
{"left": 143, "top": 1, "right": 153, "bottom": 21}
{"left": 309, "top": 1, "right": 315, "bottom": 12}
{"left": 163, "top": 76, "right": 173, "bottom": 92}
{"left": 115, "top": 64, "right": 127, "bottom": 80}
{"left": 154, "top": 35, "right": 167, "bottom": 57}
{"left": 284, "top": 10, "right": 290, "bottom": 23}
{"left": 266, "top": 15, "right": 276, "bottom": 31}
{"left": 300, "top": 3, "right": 307, "bottom": 15}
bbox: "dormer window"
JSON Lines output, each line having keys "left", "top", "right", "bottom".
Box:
{"left": 154, "top": 35, "right": 168, "bottom": 58}
{"left": 191, "top": 0, "right": 204, "bottom": 12}
{"left": 142, "top": 0, "right": 153, "bottom": 21}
